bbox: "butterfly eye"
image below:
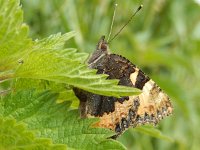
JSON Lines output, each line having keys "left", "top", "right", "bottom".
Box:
{"left": 100, "top": 43, "right": 107, "bottom": 51}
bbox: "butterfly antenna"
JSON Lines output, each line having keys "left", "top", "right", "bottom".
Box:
{"left": 108, "top": 4, "right": 143, "bottom": 44}
{"left": 107, "top": 3, "right": 118, "bottom": 42}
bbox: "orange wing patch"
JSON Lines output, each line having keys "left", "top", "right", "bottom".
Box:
{"left": 91, "top": 96, "right": 138, "bottom": 130}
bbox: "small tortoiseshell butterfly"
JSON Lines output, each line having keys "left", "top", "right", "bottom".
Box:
{"left": 73, "top": 36, "right": 173, "bottom": 137}
{"left": 73, "top": 5, "right": 173, "bottom": 138}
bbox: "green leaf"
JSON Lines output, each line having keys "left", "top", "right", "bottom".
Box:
{"left": 14, "top": 35, "right": 140, "bottom": 97}
{"left": 0, "top": 117, "right": 66, "bottom": 150}
{"left": 33, "top": 32, "right": 76, "bottom": 51}
{"left": 0, "top": 0, "right": 140, "bottom": 98}
{"left": 0, "top": 0, "right": 32, "bottom": 70}
{"left": 0, "top": 90, "right": 126, "bottom": 150}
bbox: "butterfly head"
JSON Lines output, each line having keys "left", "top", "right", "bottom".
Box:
{"left": 97, "top": 35, "right": 108, "bottom": 51}
{"left": 88, "top": 36, "right": 109, "bottom": 65}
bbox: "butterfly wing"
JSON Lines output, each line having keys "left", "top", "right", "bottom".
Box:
{"left": 73, "top": 37, "right": 173, "bottom": 136}
{"left": 74, "top": 53, "right": 173, "bottom": 136}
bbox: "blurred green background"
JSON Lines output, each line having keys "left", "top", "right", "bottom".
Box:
{"left": 21, "top": 0, "right": 200, "bottom": 150}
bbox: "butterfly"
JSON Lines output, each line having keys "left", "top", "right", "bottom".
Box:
{"left": 73, "top": 36, "right": 173, "bottom": 138}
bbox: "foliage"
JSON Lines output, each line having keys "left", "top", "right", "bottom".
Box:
{"left": 0, "top": 117, "right": 66, "bottom": 150}
{"left": 1, "top": 0, "right": 200, "bottom": 149}
{"left": 0, "top": 0, "right": 139, "bottom": 97}
{"left": 0, "top": 90, "right": 125, "bottom": 150}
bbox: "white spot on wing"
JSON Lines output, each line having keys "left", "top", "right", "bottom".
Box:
{"left": 130, "top": 68, "right": 139, "bottom": 85}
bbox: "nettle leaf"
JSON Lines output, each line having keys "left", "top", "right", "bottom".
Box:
{"left": 0, "top": 117, "right": 67, "bottom": 150}
{"left": 0, "top": 90, "right": 126, "bottom": 150}
{"left": 0, "top": 0, "right": 140, "bottom": 98}
{"left": 0, "top": 0, "right": 32, "bottom": 70}
{"left": 14, "top": 34, "right": 140, "bottom": 97}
